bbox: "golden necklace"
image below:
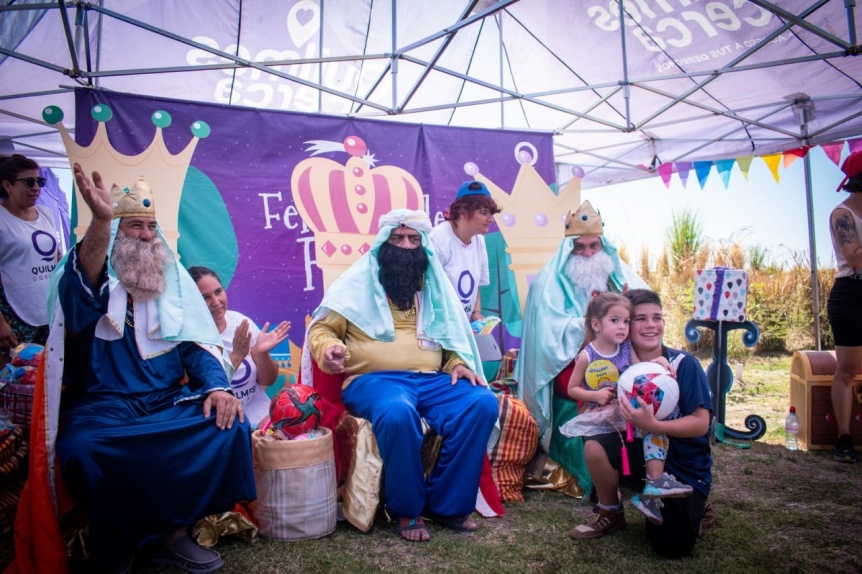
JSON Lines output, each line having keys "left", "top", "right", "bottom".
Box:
{"left": 388, "top": 297, "right": 417, "bottom": 319}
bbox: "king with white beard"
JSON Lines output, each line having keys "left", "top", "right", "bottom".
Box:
{"left": 514, "top": 200, "right": 647, "bottom": 495}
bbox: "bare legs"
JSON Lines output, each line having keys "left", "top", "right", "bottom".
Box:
{"left": 831, "top": 345, "right": 862, "bottom": 437}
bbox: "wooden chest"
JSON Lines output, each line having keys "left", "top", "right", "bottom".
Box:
{"left": 789, "top": 351, "right": 862, "bottom": 450}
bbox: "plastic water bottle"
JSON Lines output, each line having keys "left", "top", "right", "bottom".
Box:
{"left": 785, "top": 406, "right": 800, "bottom": 451}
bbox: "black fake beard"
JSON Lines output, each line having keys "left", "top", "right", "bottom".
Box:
{"left": 377, "top": 241, "right": 429, "bottom": 311}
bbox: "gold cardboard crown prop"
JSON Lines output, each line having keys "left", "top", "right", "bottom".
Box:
{"left": 43, "top": 104, "right": 209, "bottom": 257}
{"left": 564, "top": 200, "right": 603, "bottom": 237}
{"left": 465, "top": 146, "right": 582, "bottom": 313}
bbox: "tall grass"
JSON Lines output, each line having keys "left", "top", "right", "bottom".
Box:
{"left": 664, "top": 209, "right": 704, "bottom": 274}
{"left": 627, "top": 213, "right": 835, "bottom": 358}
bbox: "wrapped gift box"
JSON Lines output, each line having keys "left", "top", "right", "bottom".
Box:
{"left": 693, "top": 268, "right": 748, "bottom": 322}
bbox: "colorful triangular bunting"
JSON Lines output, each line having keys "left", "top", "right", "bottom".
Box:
{"left": 715, "top": 159, "right": 735, "bottom": 188}
{"left": 761, "top": 153, "right": 782, "bottom": 183}
{"left": 736, "top": 156, "right": 754, "bottom": 180}
{"left": 782, "top": 146, "right": 809, "bottom": 168}
{"left": 657, "top": 162, "right": 674, "bottom": 188}
{"left": 821, "top": 142, "right": 845, "bottom": 166}
{"left": 693, "top": 161, "right": 713, "bottom": 189}
{"left": 676, "top": 162, "right": 693, "bottom": 188}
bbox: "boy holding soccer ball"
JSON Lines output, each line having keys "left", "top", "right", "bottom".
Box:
{"left": 568, "top": 289, "right": 713, "bottom": 559}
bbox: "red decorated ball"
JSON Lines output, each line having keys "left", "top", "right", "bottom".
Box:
{"left": 269, "top": 384, "right": 322, "bottom": 438}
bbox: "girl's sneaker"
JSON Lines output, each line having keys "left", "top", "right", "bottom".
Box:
{"left": 643, "top": 472, "right": 693, "bottom": 498}
{"left": 632, "top": 493, "right": 663, "bottom": 525}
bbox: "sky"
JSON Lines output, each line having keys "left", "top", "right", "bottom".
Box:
{"left": 580, "top": 144, "right": 852, "bottom": 271}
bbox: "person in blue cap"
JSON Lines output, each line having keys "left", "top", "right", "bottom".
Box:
{"left": 429, "top": 181, "right": 501, "bottom": 321}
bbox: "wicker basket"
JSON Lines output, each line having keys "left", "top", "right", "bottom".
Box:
{"left": 0, "top": 383, "right": 35, "bottom": 439}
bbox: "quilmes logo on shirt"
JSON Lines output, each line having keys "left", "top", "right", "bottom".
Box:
{"left": 31, "top": 230, "right": 57, "bottom": 262}
{"left": 231, "top": 358, "right": 255, "bottom": 399}
{"left": 30, "top": 230, "right": 57, "bottom": 280}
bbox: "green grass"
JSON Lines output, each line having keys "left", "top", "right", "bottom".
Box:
{"left": 3, "top": 355, "right": 861, "bottom": 573}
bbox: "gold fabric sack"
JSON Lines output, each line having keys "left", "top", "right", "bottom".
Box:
{"left": 338, "top": 416, "right": 383, "bottom": 533}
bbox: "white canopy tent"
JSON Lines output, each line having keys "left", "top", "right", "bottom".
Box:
{"left": 1, "top": 0, "right": 860, "bottom": 183}
{"left": 1, "top": 0, "right": 861, "bottom": 348}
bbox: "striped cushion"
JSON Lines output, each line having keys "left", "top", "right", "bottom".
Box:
{"left": 489, "top": 394, "right": 538, "bottom": 502}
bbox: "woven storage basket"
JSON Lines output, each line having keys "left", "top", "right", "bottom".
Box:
{"left": 248, "top": 428, "right": 337, "bottom": 541}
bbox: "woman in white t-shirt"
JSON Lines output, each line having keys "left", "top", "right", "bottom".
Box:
{"left": 189, "top": 266, "right": 291, "bottom": 427}
{"left": 0, "top": 154, "right": 62, "bottom": 363}
{"left": 429, "top": 181, "right": 501, "bottom": 321}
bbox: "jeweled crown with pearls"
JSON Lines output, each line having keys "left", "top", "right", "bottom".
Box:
{"left": 110, "top": 177, "right": 156, "bottom": 219}
{"left": 564, "top": 200, "right": 604, "bottom": 237}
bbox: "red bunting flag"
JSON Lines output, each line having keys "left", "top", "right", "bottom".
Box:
{"left": 821, "top": 142, "right": 845, "bottom": 166}
{"left": 782, "top": 146, "right": 809, "bottom": 168}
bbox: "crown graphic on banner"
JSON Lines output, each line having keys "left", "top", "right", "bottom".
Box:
{"left": 466, "top": 145, "right": 582, "bottom": 313}
{"left": 564, "top": 200, "right": 603, "bottom": 237}
{"left": 42, "top": 104, "right": 210, "bottom": 257}
{"left": 290, "top": 135, "right": 424, "bottom": 289}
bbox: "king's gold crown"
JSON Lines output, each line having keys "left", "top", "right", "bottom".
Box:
{"left": 564, "top": 200, "right": 604, "bottom": 237}
{"left": 110, "top": 177, "right": 156, "bottom": 219}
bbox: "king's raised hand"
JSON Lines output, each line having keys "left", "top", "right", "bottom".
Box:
{"left": 74, "top": 163, "right": 113, "bottom": 221}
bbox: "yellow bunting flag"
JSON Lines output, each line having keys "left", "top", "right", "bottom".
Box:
{"left": 761, "top": 153, "right": 782, "bottom": 182}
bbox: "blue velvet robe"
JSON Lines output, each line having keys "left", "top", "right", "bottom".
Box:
{"left": 54, "top": 253, "right": 256, "bottom": 566}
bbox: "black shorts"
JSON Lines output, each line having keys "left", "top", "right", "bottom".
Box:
{"left": 588, "top": 431, "right": 647, "bottom": 490}
{"left": 827, "top": 277, "right": 862, "bottom": 347}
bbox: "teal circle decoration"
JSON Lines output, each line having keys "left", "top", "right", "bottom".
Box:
{"left": 190, "top": 121, "right": 211, "bottom": 139}
{"left": 151, "top": 110, "right": 172, "bottom": 129}
{"left": 142, "top": 198, "right": 151, "bottom": 207}
{"left": 42, "top": 106, "right": 64, "bottom": 125}
{"left": 177, "top": 167, "right": 238, "bottom": 286}
{"left": 91, "top": 105, "right": 113, "bottom": 122}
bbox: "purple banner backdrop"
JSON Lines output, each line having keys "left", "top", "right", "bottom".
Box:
{"left": 74, "top": 89, "right": 555, "bottom": 352}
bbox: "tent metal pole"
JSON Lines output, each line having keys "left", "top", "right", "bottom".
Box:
{"left": 391, "top": 0, "right": 397, "bottom": 112}
{"left": 617, "top": 0, "right": 631, "bottom": 131}
{"left": 800, "top": 107, "right": 822, "bottom": 350}
{"left": 499, "top": 13, "right": 504, "bottom": 128}
{"left": 57, "top": 1, "right": 81, "bottom": 76}
{"left": 318, "top": 0, "right": 324, "bottom": 113}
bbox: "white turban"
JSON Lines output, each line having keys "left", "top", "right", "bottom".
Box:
{"left": 377, "top": 208, "right": 432, "bottom": 234}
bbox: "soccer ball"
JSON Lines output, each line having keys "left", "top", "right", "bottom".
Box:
{"left": 617, "top": 362, "right": 679, "bottom": 420}
{"left": 269, "top": 384, "right": 322, "bottom": 438}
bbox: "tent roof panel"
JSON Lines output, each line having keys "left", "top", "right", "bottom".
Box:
{"left": 0, "top": 0, "right": 859, "bottom": 183}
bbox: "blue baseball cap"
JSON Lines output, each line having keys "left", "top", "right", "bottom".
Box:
{"left": 455, "top": 180, "right": 490, "bottom": 199}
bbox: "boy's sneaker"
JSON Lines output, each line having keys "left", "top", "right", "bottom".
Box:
{"left": 832, "top": 434, "right": 860, "bottom": 463}
{"left": 568, "top": 506, "right": 626, "bottom": 540}
{"left": 643, "top": 472, "right": 694, "bottom": 499}
{"left": 632, "top": 493, "right": 663, "bottom": 526}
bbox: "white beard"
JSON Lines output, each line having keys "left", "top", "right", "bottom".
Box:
{"left": 564, "top": 249, "right": 615, "bottom": 297}
{"left": 111, "top": 232, "right": 169, "bottom": 301}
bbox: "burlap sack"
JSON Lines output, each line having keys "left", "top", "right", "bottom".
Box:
{"left": 249, "top": 428, "right": 336, "bottom": 540}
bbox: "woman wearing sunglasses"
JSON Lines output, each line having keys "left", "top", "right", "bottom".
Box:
{"left": 0, "top": 154, "right": 62, "bottom": 364}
